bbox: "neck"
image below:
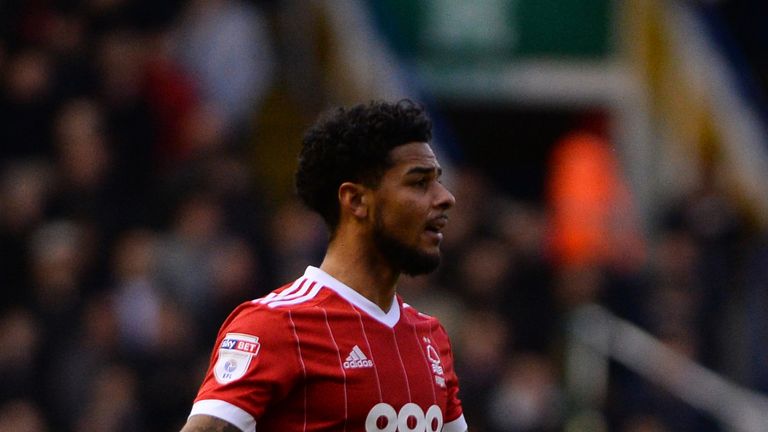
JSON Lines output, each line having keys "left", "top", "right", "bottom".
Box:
{"left": 320, "top": 234, "right": 399, "bottom": 312}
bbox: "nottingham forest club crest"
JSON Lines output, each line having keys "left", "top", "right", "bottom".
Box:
{"left": 422, "top": 337, "right": 445, "bottom": 388}
{"left": 214, "top": 333, "right": 261, "bottom": 384}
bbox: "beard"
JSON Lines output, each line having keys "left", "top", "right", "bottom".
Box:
{"left": 373, "top": 214, "right": 441, "bottom": 276}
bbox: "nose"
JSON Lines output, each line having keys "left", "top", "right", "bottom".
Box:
{"left": 435, "top": 182, "right": 456, "bottom": 210}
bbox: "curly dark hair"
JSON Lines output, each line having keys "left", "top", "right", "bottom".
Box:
{"left": 295, "top": 99, "right": 432, "bottom": 232}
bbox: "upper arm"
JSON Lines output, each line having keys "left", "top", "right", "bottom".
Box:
{"left": 190, "top": 305, "right": 300, "bottom": 426}
{"left": 180, "top": 414, "right": 243, "bottom": 432}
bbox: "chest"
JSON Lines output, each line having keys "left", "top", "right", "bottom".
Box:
{"left": 272, "top": 309, "right": 451, "bottom": 431}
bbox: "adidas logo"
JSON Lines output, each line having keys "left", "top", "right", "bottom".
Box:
{"left": 343, "top": 345, "right": 373, "bottom": 369}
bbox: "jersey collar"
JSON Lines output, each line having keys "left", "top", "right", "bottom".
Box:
{"left": 304, "top": 266, "right": 401, "bottom": 328}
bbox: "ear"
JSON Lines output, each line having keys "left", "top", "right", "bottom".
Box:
{"left": 338, "top": 182, "right": 369, "bottom": 219}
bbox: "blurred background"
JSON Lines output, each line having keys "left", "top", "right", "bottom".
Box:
{"left": 2, "top": 0, "right": 768, "bottom": 431}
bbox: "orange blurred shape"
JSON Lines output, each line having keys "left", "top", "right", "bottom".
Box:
{"left": 546, "top": 131, "right": 645, "bottom": 270}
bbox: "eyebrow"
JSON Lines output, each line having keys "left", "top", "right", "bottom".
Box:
{"left": 405, "top": 166, "right": 442, "bottom": 176}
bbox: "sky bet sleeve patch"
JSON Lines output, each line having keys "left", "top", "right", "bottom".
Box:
{"left": 214, "top": 333, "right": 261, "bottom": 384}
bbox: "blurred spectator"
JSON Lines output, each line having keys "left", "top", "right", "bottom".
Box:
{"left": 398, "top": 274, "right": 464, "bottom": 338}
{"left": 439, "top": 166, "right": 493, "bottom": 253}
{"left": 0, "top": 398, "right": 49, "bottom": 432}
{"left": 154, "top": 192, "right": 227, "bottom": 316}
{"left": 455, "top": 235, "right": 514, "bottom": 310}
{"left": 488, "top": 353, "right": 564, "bottom": 432}
{"left": 647, "top": 229, "right": 701, "bottom": 346}
{"left": 545, "top": 129, "right": 651, "bottom": 345}
{"left": 94, "top": 28, "right": 157, "bottom": 204}
{"left": 659, "top": 176, "right": 747, "bottom": 373}
{"left": 43, "top": 293, "right": 120, "bottom": 430}
{"left": 53, "top": 99, "right": 110, "bottom": 191}
{"left": 204, "top": 237, "right": 261, "bottom": 332}
{"left": 133, "top": 300, "right": 201, "bottom": 432}
{"left": 143, "top": 29, "right": 202, "bottom": 170}
{"left": 437, "top": 166, "right": 498, "bottom": 302}
{"left": 0, "top": 47, "right": 56, "bottom": 160}
{"left": 601, "top": 178, "right": 744, "bottom": 432}
{"left": 111, "top": 229, "right": 163, "bottom": 354}
{"left": 453, "top": 309, "right": 510, "bottom": 432}
{"left": 267, "top": 197, "right": 328, "bottom": 284}
{"left": 50, "top": 98, "right": 115, "bottom": 223}
{"left": 0, "top": 161, "right": 53, "bottom": 306}
{"left": 74, "top": 363, "right": 144, "bottom": 432}
{"left": 27, "top": 220, "right": 92, "bottom": 328}
{"left": 0, "top": 161, "right": 52, "bottom": 236}
{"left": 173, "top": 0, "right": 275, "bottom": 136}
{"left": 546, "top": 131, "right": 646, "bottom": 274}
{"left": 493, "top": 200, "right": 557, "bottom": 353}
{"left": 0, "top": 308, "right": 42, "bottom": 403}
{"left": 554, "top": 264, "right": 604, "bottom": 311}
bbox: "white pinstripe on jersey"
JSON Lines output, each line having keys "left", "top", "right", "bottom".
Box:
{"left": 287, "top": 310, "right": 308, "bottom": 432}
{"left": 264, "top": 281, "right": 323, "bottom": 308}
{"left": 389, "top": 327, "right": 413, "bottom": 402}
{"left": 351, "top": 305, "right": 383, "bottom": 402}
{"left": 256, "top": 277, "right": 307, "bottom": 304}
{"left": 322, "top": 307, "right": 348, "bottom": 432}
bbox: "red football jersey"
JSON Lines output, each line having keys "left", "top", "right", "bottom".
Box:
{"left": 189, "top": 266, "right": 467, "bottom": 432}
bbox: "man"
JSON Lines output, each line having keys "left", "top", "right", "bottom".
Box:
{"left": 181, "top": 100, "right": 467, "bottom": 432}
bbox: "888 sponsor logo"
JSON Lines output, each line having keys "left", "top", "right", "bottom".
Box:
{"left": 365, "top": 403, "right": 442, "bottom": 432}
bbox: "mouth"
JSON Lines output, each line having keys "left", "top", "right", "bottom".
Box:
{"left": 424, "top": 216, "right": 448, "bottom": 240}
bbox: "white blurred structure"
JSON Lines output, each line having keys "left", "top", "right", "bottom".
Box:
{"left": 567, "top": 304, "right": 768, "bottom": 432}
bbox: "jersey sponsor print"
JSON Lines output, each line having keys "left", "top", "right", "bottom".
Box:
{"left": 214, "top": 333, "right": 261, "bottom": 384}
{"left": 366, "top": 402, "right": 443, "bottom": 432}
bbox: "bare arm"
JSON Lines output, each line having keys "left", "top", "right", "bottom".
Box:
{"left": 180, "top": 414, "right": 243, "bottom": 432}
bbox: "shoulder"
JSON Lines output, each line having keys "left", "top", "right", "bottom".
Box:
{"left": 401, "top": 301, "right": 443, "bottom": 326}
{"left": 254, "top": 275, "right": 334, "bottom": 309}
{"left": 210, "top": 283, "right": 326, "bottom": 372}
{"left": 218, "top": 281, "right": 300, "bottom": 325}
{"left": 223, "top": 278, "right": 336, "bottom": 328}
{"left": 242, "top": 276, "right": 329, "bottom": 311}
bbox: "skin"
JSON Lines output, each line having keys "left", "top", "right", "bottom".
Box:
{"left": 178, "top": 142, "right": 456, "bottom": 431}
{"left": 321, "top": 141, "right": 455, "bottom": 311}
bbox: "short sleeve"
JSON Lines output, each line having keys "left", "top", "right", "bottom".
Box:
{"left": 190, "top": 301, "right": 301, "bottom": 429}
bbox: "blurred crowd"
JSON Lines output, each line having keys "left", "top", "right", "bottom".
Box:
{"left": 1, "top": 1, "right": 767, "bottom": 432}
